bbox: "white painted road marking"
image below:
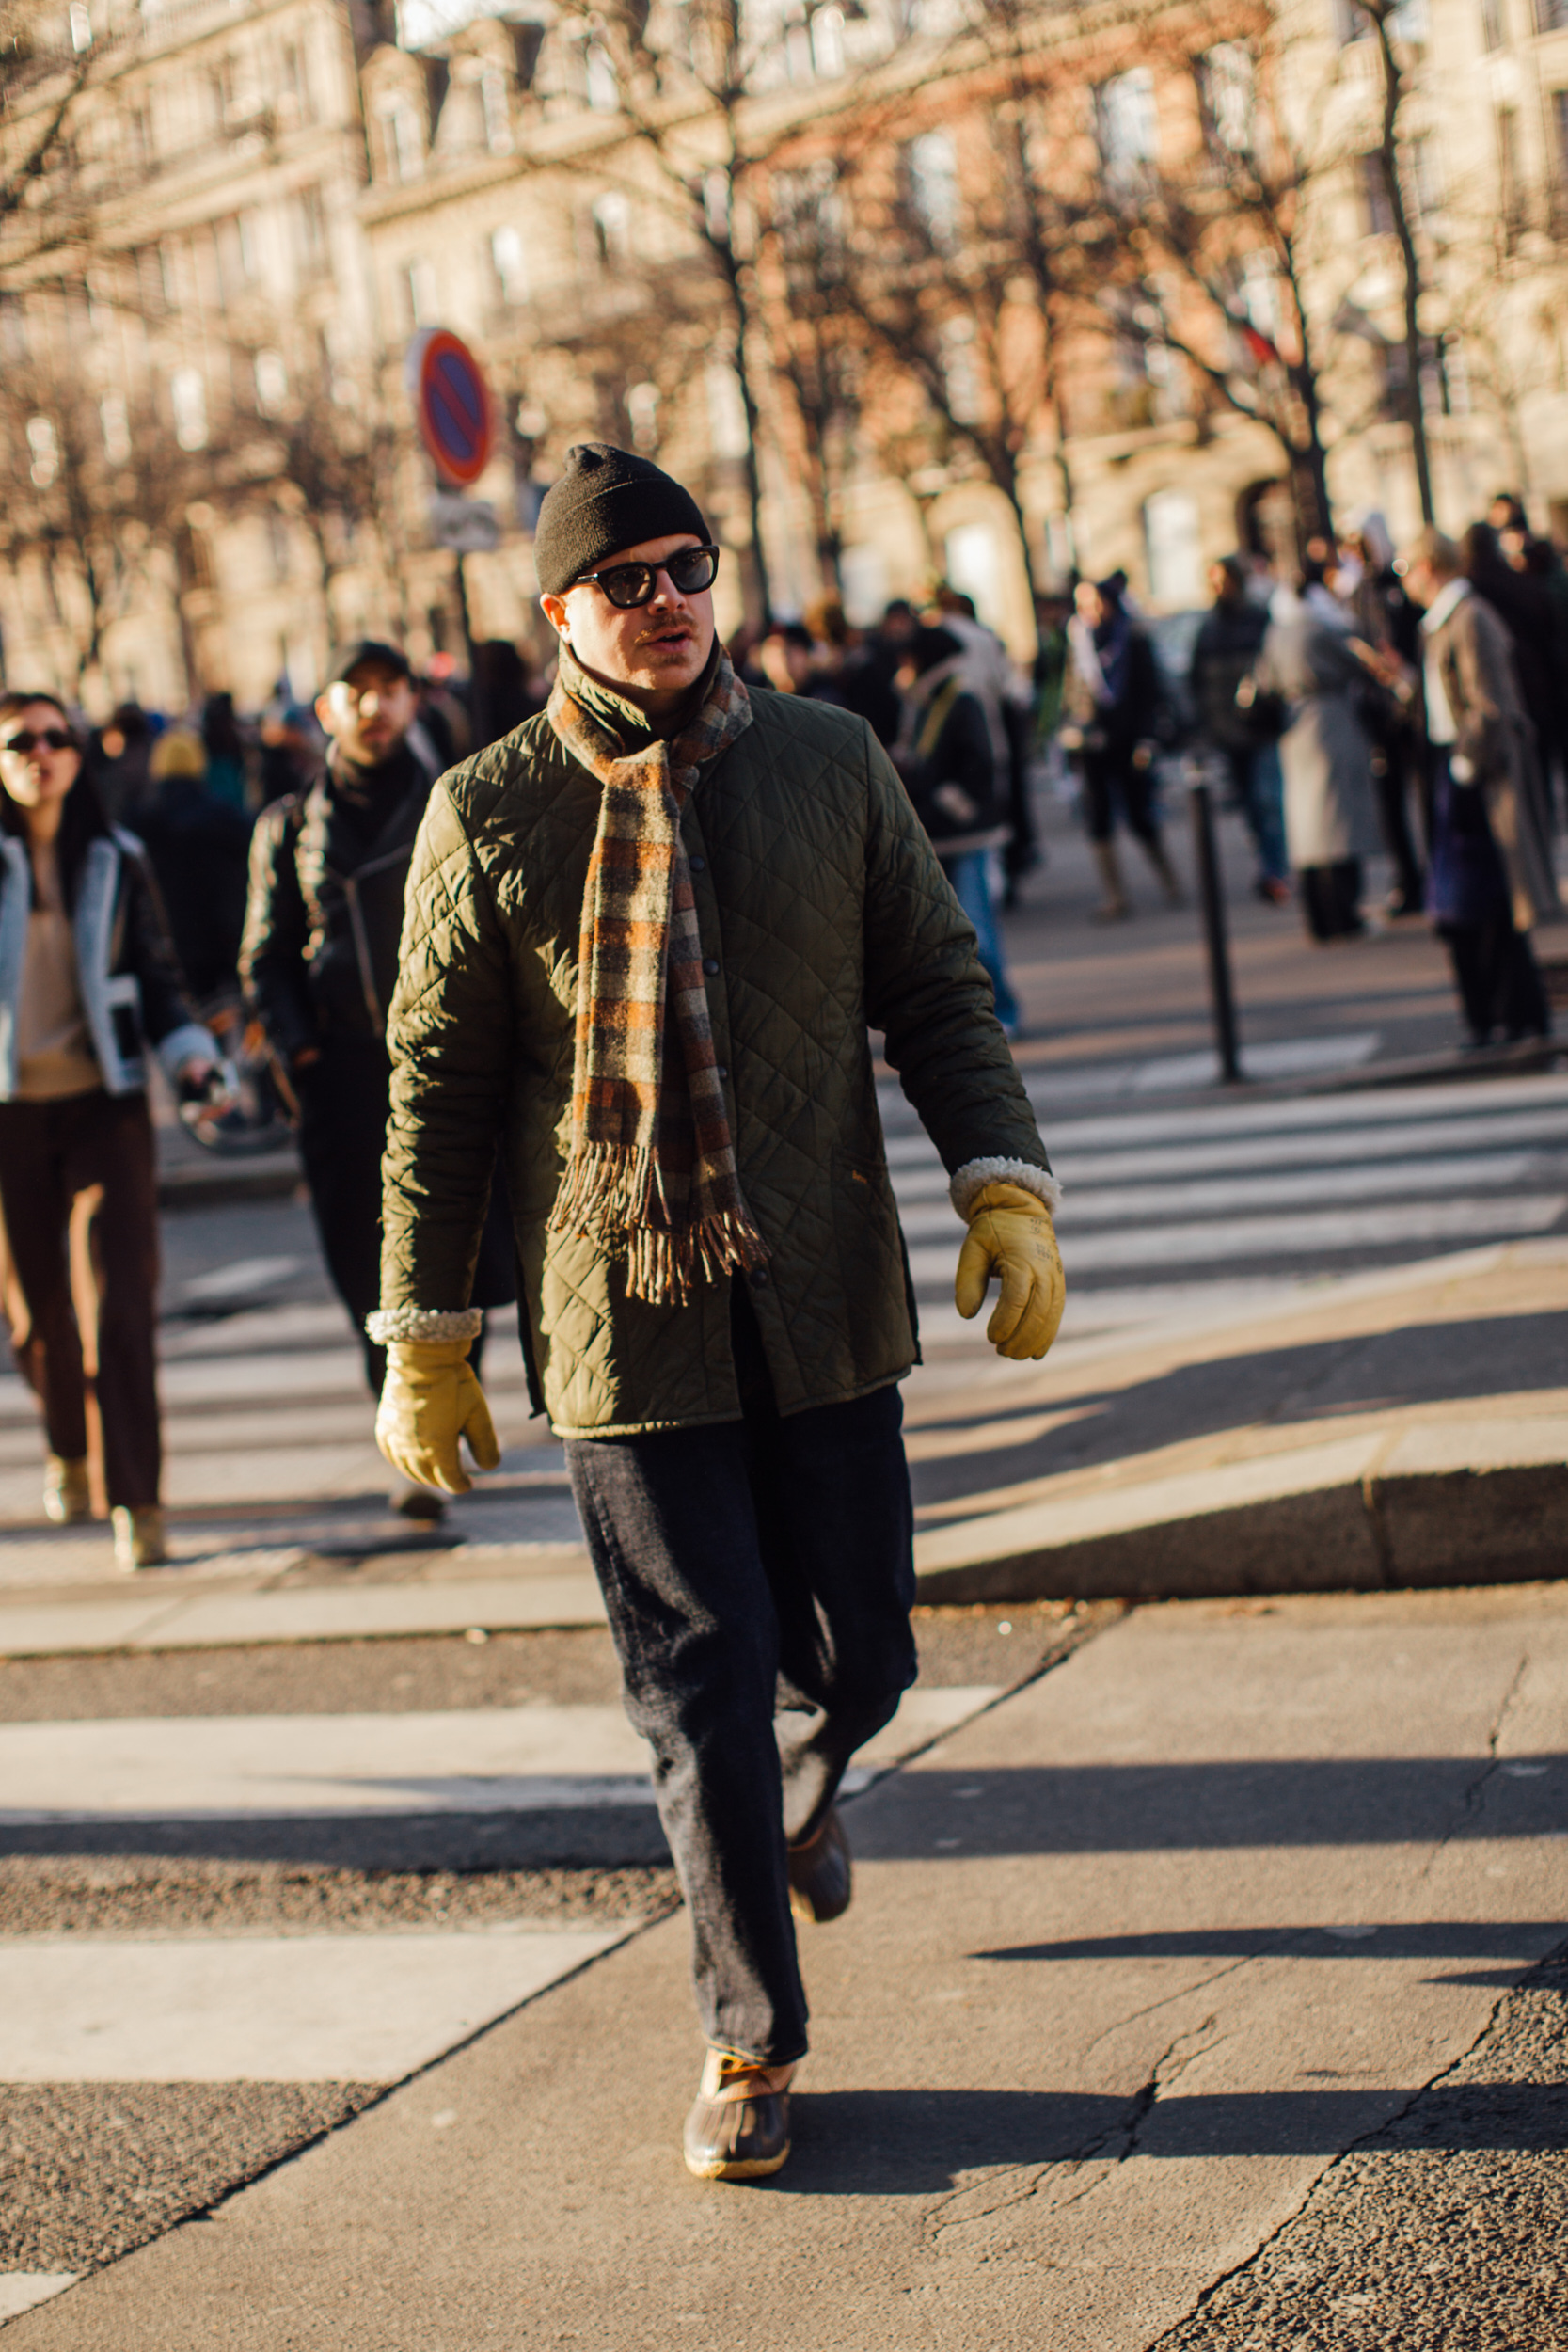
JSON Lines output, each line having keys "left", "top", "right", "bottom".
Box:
{"left": 0, "top": 2275, "right": 77, "bottom": 2323}
{"left": 0, "top": 1927, "right": 623, "bottom": 2083}
{"left": 0, "top": 1687, "right": 999, "bottom": 1823}
{"left": 906, "top": 1193, "right": 1567, "bottom": 1283}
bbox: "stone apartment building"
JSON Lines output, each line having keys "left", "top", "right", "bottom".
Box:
{"left": 2, "top": 0, "right": 1568, "bottom": 699}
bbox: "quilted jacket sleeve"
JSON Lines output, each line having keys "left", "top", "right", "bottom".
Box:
{"left": 239, "top": 797, "right": 316, "bottom": 1067}
{"left": 861, "top": 729, "right": 1050, "bottom": 1178}
{"left": 380, "top": 780, "right": 514, "bottom": 1312}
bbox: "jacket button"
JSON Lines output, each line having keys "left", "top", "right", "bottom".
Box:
{"left": 749, "top": 1266, "right": 770, "bottom": 1288}
{"left": 702, "top": 956, "right": 720, "bottom": 977}
{"left": 689, "top": 855, "right": 705, "bottom": 872}
{"left": 716, "top": 1064, "right": 728, "bottom": 1079}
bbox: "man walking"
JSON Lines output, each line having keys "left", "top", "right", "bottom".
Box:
{"left": 1188, "top": 557, "right": 1291, "bottom": 906}
{"left": 371, "top": 445, "right": 1065, "bottom": 2181}
{"left": 1400, "top": 530, "right": 1559, "bottom": 1046}
{"left": 240, "top": 641, "right": 512, "bottom": 1515}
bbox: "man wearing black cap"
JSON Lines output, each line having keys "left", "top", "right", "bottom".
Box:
{"left": 371, "top": 447, "right": 1065, "bottom": 2178}
{"left": 241, "top": 643, "right": 511, "bottom": 1512}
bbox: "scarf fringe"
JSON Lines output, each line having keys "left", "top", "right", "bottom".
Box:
{"left": 549, "top": 1146, "right": 769, "bottom": 1307}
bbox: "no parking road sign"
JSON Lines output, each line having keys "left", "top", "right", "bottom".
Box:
{"left": 405, "top": 328, "right": 494, "bottom": 488}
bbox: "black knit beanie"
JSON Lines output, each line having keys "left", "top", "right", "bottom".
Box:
{"left": 532, "top": 444, "right": 710, "bottom": 596}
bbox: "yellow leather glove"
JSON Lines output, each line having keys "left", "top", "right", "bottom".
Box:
{"left": 955, "top": 1182, "right": 1066, "bottom": 1361}
{"left": 375, "top": 1339, "right": 501, "bottom": 1495}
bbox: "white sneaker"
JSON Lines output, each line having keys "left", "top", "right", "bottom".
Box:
{"left": 43, "top": 1454, "right": 90, "bottom": 1525}
{"left": 112, "top": 1505, "right": 168, "bottom": 1571}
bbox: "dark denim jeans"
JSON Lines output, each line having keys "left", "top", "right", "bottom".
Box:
{"left": 565, "top": 1286, "right": 917, "bottom": 2065}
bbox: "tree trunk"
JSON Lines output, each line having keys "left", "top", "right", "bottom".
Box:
{"left": 1373, "top": 13, "right": 1435, "bottom": 525}
{"left": 721, "top": 239, "right": 774, "bottom": 628}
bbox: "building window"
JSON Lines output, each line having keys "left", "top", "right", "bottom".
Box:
{"left": 1097, "top": 68, "right": 1158, "bottom": 188}
{"left": 1554, "top": 88, "right": 1568, "bottom": 184}
{"left": 591, "top": 190, "right": 630, "bottom": 269}
{"left": 25, "top": 416, "right": 59, "bottom": 489}
{"left": 1407, "top": 133, "right": 1443, "bottom": 216}
{"left": 491, "top": 224, "right": 528, "bottom": 303}
{"left": 295, "top": 184, "right": 327, "bottom": 265}
{"left": 1481, "top": 0, "right": 1505, "bottom": 45}
{"left": 254, "top": 349, "right": 289, "bottom": 413}
{"left": 480, "top": 69, "right": 513, "bottom": 154}
{"left": 705, "top": 362, "right": 750, "bottom": 459}
{"left": 585, "top": 40, "right": 618, "bottom": 110}
{"left": 904, "top": 129, "right": 959, "bottom": 248}
{"left": 939, "top": 314, "right": 982, "bottom": 423}
{"left": 381, "top": 102, "right": 424, "bottom": 183}
{"left": 266, "top": 510, "right": 292, "bottom": 586}
{"left": 1198, "top": 43, "right": 1255, "bottom": 151}
{"left": 811, "top": 6, "right": 845, "bottom": 76}
{"left": 626, "top": 379, "right": 659, "bottom": 450}
{"left": 100, "top": 393, "right": 132, "bottom": 464}
{"left": 1143, "top": 489, "right": 1204, "bottom": 610}
{"left": 1497, "top": 103, "right": 1521, "bottom": 225}
{"left": 404, "top": 257, "right": 438, "bottom": 326}
{"left": 1537, "top": 0, "right": 1567, "bottom": 29}
{"left": 170, "top": 368, "right": 209, "bottom": 451}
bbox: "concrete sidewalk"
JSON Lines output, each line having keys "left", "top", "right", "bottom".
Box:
{"left": 10, "top": 1578, "right": 1565, "bottom": 2349}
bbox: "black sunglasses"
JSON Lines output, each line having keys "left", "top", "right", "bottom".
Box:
{"left": 574, "top": 545, "right": 720, "bottom": 609}
{"left": 0, "top": 727, "right": 73, "bottom": 755}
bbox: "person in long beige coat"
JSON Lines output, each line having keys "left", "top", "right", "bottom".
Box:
{"left": 1402, "top": 528, "right": 1560, "bottom": 1046}
{"left": 1253, "top": 569, "right": 1383, "bottom": 941}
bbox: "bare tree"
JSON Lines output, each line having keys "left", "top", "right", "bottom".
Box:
{"left": 0, "top": 314, "right": 213, "bottom": 694}
{"left": 1085, "top": 25, "right": 1349, "bottom": 546}
{"left": 531, "top": 0, "right": 859, "bottom": 621}
{"left": 1362, "top": 0, "right": 1433, "bottom": 523}
{"left": 0, "top": 0, "right": 143, "bottom": 290}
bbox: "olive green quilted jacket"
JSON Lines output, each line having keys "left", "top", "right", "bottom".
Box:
{"left": 381, "top": 686, "right": 1049, "bottom": 1438}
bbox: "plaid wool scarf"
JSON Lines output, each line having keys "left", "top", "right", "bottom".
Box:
{"left": 546, "top": 645, "right": 769, "bottom": 1307}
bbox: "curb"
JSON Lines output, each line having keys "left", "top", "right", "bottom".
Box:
{"left": 2, "top": 1442, "right": 1562, "bottom": 1657}
{"left": 156, "top": 1151, "right": 300, "bottom": 1211}
{"left": 912, "top": 1438, "right": 1568, "bottom": 1605}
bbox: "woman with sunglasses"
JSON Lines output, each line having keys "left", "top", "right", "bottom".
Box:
{"left": 0, "top": 691, "right": 221, "bottom": 1569}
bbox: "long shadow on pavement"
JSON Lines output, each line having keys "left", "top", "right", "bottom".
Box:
{"left": 773, "top": 2082, "right": 1568, "bottom": 2196}
{"left": 4, "top": 1756, "right": 1563, "bottom": 1866}
{"left": 909, "top": 1312, "right": 1568, "bottom": 1513}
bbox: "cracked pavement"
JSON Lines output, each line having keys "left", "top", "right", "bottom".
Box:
{"left": 9, "top": 1581, "right": 1568, "bottom": 2350}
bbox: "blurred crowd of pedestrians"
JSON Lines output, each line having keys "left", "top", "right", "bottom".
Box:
{"left": 3, "top": 486, "right": 1564, "bottom": 1567}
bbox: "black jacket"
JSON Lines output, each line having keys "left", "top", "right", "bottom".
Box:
{"left": 240, "top": 730, "right": 439, "bottom": 1066}
{"left": 895, "top": 667, "right": 1008, "bottom": 855}
{"left": 1189, "top": 598, "right": 1270, "bottom": 755}
{"left": 138, "top": 779, "right": 253, "bottom": 1002}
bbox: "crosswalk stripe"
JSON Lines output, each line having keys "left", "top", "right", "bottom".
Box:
{"left": 1025, "top": 1072, "right": 1568, "bottom": 1152}
{"left": 0, "top": 1687, "right": 997, "bottom": 1826}
{"left": 0, "top": 1929, "right": 626, "bottom": 2085}
{"left": 906, "top": 1194, "right": 1567, "bottom": 1283}
{"left": 896, "top": 1154, "right": 1552, "bottom": 1245}
{"left": 890, "top": 1105, "right": 1568, "bottom": 1200}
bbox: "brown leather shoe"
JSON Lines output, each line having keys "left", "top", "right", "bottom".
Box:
{"left": 788, "top": 1805, "right": 852, "bottom": 1924}
{"left": 683, "top": 2050, "right": 793, "bottom": 2181}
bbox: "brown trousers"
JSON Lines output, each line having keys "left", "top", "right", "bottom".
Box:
{"left": 0, "top": 1089, "right": 161, "bottom": 1510}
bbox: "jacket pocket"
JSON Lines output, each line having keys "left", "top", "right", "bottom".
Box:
{"left": 832, "top": 1148, "right": 914, "bottom": 1382}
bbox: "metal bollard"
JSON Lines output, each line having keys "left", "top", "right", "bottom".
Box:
{"left": 1186, "top": 762, "right": 1243, "bottom": 1086}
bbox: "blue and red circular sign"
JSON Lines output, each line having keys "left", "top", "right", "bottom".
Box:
{"left": 405, "top": 327, "right": 494, "bottom": 488}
